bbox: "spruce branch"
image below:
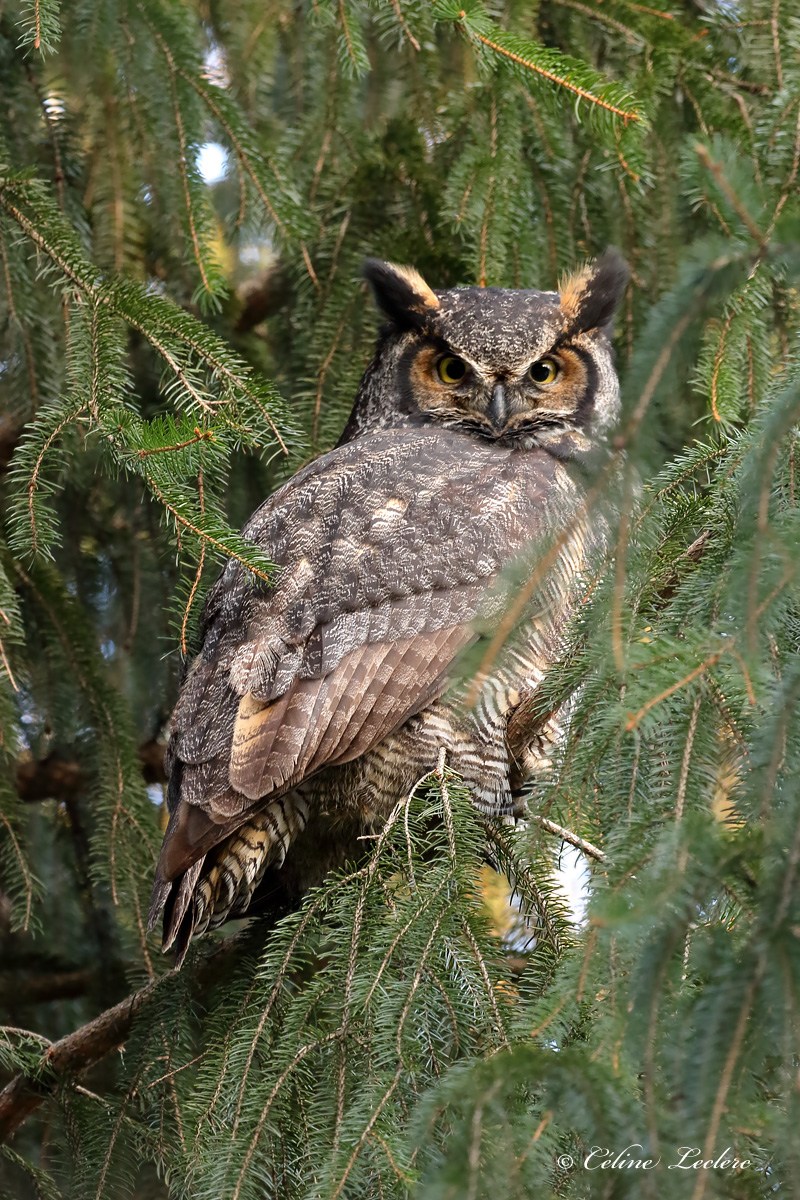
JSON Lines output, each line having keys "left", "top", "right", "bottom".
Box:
{"left": 0, "top": 636, "right": 19, "bottom": 693}
{"left": 136, "top": 427, "right": 216, "bottom": 458}
{"left": 389, "top": 0, "right": 421, "bottom": 51}
{"left": 326, "top": 913, "right": 449, "bottom": 1200}
{"left": 117, "top": 296, "right": 292, "bottom": 453}
{"left": 0, "top": 181, "right": 291, "bottom": 456}
{"left": 143, "top": 18, "right": 226, "bottom": 303}
{"left": 9, "top": 560, "right": 157, "bottom": 907}
{"left": 467, "top": 26, "right": 641, "bottom": 124}
{"left": 23, "top": 403, "right": 84, "bottom": 558}
{"left": 15, "top": 0, "right": 62, "bottom": 55}
{"left": 0, "top": 232, "right": 39, "bottom": 406}
{"left": 337, "top": 0, "right": 365, "bottom": 76}
{"left": 551, "top": 0, "right": 645, "bottom": 46}
{"left": 692, "top": 958, "right": 766, "bottom": 1200}
{"left": 227, "top": 900, "right": 325, "bottom": 1137}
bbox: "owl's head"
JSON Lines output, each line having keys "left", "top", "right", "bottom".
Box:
{"left": 342, "top": 251, "right": 629, "bottom": 457}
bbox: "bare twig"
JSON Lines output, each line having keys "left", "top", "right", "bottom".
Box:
{"left": 530, "top": 815, "right": 608, "bottom": 863}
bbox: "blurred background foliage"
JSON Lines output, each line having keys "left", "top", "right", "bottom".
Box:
{"left": 1, "top": 0, "right": 799, "bottom": 1196}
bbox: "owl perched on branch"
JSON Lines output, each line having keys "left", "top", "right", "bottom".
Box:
{"left": 149, "top": 251, "right": 628, "bottom": 964}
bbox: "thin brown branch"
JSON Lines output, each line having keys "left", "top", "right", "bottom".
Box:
{"left": 136, "top": 428, "right": 215, "bottom": 458}
{"left": 614, "top": 128, "right": 641, "bottom": 183}
{"left": 693, "top": 142, "right": 767, "bottom": 250}
{"left": 675, "top": 695, "right": 702, "bottom": 823}
{"left": 691, "top": 959, "right": 765, "bottom": 1200}
{"left": 766, "top": 103, "right": 800, "bottom": 238}
{"left": 707, "top": 69, "right": 769, "bottom": 96}
{"left": 620, "top": 0, "right": 674, "bottom": 18}
{"left": 612, "top": 473, "right": 633, "bottom": 671}
{"left": 0, "top": 815, "right": 34, "bottom": 932}
{"left": 140, "top": 18, "right": 218, "bottom": 296}
{"left": 337, "top": 0, "right": 359, "bottom": 71}
{"left": 180, "top": 470, "right": 206, "bottom": 657}
{"left": 228, "top": 899, "right": 324, "bottom": 1135}
{"left": 0, "top": 635, "right": 19, "bottom": 692}
{"left": 625, "top": 650, "right": 723, "bottom": 732}
{"left": 300, "top": 242, "right": 320, "bottom": 290}
{"left": 26, "top": 407, "right": 84, "bottom": 556}
{"left": 771, "top": 0, "right": 783, "bottom": 90}
{"left": 710, "top": 307, "right": 736, "bottom": 422}
{"left": 0, "top": 234, "right": 39, "bottom": 408}
{"left": 389, "top": 0, "right": 421, "bottom": 51}
{"left": 0, "top": 184, "right": 289, "bottom": 457}
{"left": 313, "top": 304, "right": 352, "bottom": 446}
{"left": 177, "top": 68, "right": 289, "bottom": 243}
{"left": 552, "top": 0, "right": 645, "bottom": 43}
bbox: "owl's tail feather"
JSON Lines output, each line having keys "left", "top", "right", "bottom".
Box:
{"left": 155, "top": 794, "right": 310, "bottom": 967}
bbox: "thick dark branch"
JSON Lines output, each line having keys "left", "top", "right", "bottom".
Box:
{"left": 0, "top": 414, "right": 21, "bottom": 474}
{"left": 0, "top": 968, "right": 94, "bottom": 1006}
{"left": 14, "top": 754, "right": 84, "bottom": 802}
{"left": 234, "top": 264, "right": 290, "bottom": 332}
{"left": 15, "top": 740, "right": 166, "bottom": 802}
{"left": 0, "top": 941, "right": 235, "bottom": 1142}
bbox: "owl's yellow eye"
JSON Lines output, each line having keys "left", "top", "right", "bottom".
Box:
{"left": 529, "top": 357, "right": 559, "bottom": 385}
{"left": 437, "top": 355, "right": 467, "bottom": 385}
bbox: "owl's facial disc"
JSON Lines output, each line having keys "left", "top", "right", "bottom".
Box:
{"left": 408, "top": 340, "right": 595, "bottom": 441}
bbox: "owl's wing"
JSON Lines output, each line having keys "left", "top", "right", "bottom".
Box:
{"left": 153, "top": 427, "right": 567, "bottom": 889}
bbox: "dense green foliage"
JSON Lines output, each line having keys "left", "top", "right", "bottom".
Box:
{"left": 1, "top": 1, "right": 799, "bottom": 1197}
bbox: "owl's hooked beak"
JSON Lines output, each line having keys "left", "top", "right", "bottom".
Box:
{"left": 487, "top": 382, "right": 507, "bottom": 433}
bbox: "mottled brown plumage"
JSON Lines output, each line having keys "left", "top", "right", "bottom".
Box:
{"left": 149, "top": 251, "right": 628, "bottom": 963}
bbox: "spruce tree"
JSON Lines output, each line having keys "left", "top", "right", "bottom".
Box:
{"left": 1, "top": 2, "right": 799, "bottom": 1197}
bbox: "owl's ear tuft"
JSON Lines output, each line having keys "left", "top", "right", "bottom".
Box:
{"left": 560, "top": 248, "right": 629, "bottom": 335}
{"left": 363, "top": 259, "right": 440, "bottom": 328}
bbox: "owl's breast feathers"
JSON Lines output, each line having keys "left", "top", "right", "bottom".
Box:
{"left": 150, "top": 426, "right": 586, "bottom": 954}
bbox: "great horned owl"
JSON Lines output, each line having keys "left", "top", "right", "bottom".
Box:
{"left": 149, "top": 250, "right": 628, "bottom": 963}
